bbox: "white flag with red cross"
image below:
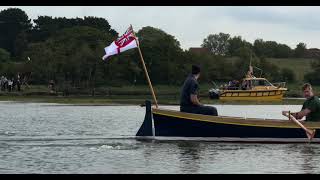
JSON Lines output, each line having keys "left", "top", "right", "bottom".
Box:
{"left": 102, "top": 25, "right": 138, "bottom": 60}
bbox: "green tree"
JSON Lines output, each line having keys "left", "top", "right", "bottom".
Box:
{"left": 14, "top": 31, "right": 29, "bottom": 59}
{"left": 31, "top": 16, "right": 117, "bottom": 42}
{"left": 233, "top": 47, "right": 257, "bottom": 79}
{"left": 253, "top": 39, "right": 293, "bottom": 58}
{"left": 227, "top": 36, "right": 252, "bottom": 57}
{"left": 280, "top": 68, "right": 296, "bottom": 82}
{"left": 274, "top": 44, "right": 292, "bottom": 58}
{"left": 304, "top": 59, "right": 320, "bottom": 85}
{"left": 253, "top": 39, "right": 266, "bottom": 58}
{"left": 294, "top": 42, "right": 307, "bottom": 58}
{"left": 0, "top": 48, "right": 10, "bottom": 62}
{"left": 258, "top": 57, "right": 281, "bottom": 82}
{"left": 0, "top": 8, "right": 32, "bottom": 57}
{"left": 136, "top": 26, "right": 183, "bottom": 85}
{"left": 253, "top": 39, "right": 277, "bottom": 58}
{"left": 263, "top": 41, "right": 278, "bottom": 57}
{"left": 201, "top": 33, "right": 230, "bottom": 56}
{"left": 24, "top": 26, "right": 114, "bottom": 89}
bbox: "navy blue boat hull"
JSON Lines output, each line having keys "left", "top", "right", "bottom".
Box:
{"left": 153, "top": 113, "right": 316, "bottom": 139}
{"left": 136, "top": 100, "right": 320, "bottom": 143}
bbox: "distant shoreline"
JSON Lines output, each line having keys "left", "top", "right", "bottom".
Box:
{"left": 0, "top": 94, "right": 306, "bottom": 105}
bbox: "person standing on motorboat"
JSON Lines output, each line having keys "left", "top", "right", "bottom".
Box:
{"left": 180, "top": 65, "right": 218, "bottom": 116}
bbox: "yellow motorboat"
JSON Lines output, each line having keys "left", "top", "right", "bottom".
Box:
{"left": 209, "top": 66, "right": 288, "bottom": 101}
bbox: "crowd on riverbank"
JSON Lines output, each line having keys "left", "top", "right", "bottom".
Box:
{"left": 0, "top": 74, "right": 21, "bottom": 92}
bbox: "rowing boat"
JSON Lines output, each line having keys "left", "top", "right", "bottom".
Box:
{"left": 136, "top": 100, "right": 320, "bottom": 143}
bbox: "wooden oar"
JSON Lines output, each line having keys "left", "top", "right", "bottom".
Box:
{"left": 284, "top": 111, "right": 316, "bottom": 140}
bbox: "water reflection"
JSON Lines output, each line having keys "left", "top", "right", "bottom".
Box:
{"left": 283, "top": 144, "right": 319, "bottom": 174}
{"left": 299, "top": 144, "right": 318, "bottom": 174}
{"left": 176, "top": 141, "right": 202, "bottom": 173}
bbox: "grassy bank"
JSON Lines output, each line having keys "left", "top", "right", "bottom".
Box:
{"left": 0, "top": 95, "right": 306, "bottom": 105}
{"left": 265, "top": 58, "right": 316, "bottom": 82}
{"left": 0, "top": 83, "right": 315, "bottom": 105}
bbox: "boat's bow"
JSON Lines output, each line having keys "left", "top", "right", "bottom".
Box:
{"left": 136, "top": 100, "right": 154, "bottom": 137}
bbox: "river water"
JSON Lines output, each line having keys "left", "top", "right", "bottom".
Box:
{"left": 0, "top": 101, "right": 319, "bottom": 174}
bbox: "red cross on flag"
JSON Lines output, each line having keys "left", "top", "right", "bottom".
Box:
{"left": 102, "top": 25, "right": 138, "bottom": 60}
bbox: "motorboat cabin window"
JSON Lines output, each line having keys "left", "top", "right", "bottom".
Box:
{"left": 252, "top": 79, "right": 273, "bottom": 87}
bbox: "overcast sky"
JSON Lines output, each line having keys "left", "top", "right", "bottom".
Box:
{"left": 1, "top": 6, "right": 320, "bottom": 50}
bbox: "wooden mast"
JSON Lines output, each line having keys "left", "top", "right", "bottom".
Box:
{"left": 131, "top": 25, "right": 159, "bottom": 108}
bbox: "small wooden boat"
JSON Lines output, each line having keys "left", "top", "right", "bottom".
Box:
{"left": 136, "top": 100, "right": 320, "bottom": 143}
{"left": 209, "top": 66, "right": 288, "bottom": 101}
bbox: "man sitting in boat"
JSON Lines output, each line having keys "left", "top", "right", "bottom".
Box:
{"left": 180, "top": 65, "right": 218, "bottom": 116}
{"left": 240, "top": 79, "right": 251, "bottom": 90}
{"left": 282, "top": 83, "right": 320, "bottom": 122}
{"left": 227, "top": 80, "right": 239, "bottom": 90}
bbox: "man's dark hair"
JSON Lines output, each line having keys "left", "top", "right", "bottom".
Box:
{"left": 192, "top": 65, "right": 201, "bottom": 75}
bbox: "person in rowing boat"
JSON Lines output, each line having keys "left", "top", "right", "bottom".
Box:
{"left": 282, "top": 83, "right": 320, "bottom": 140}
{"left": 282, "top": 83, "right": 320, "bottom": 122}
{"left": 180, "top": 65, "right": 218, "bottom": 116}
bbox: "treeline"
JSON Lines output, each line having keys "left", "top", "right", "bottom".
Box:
{"left": 0, "top": 7, "right": 320, "bottom": 94}
{"left": 201, "top": 32, "right": 313, "bottom": 58}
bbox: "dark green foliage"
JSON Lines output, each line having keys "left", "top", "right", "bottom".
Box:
{"left": 24, "top": 26, "right": 113, "bottom": 88}
{"left": 233, "top": 47, "right": 256, "bottom": 79}
{"left": 253, "top": 39, "right": 293, "bottom": 58}
{"left": 0, "top": 7, "right": 315, "bottom": 91}
{"left": 227, "top": 36, "right": 252, "bottom": 57}
{"left": 136, "top": 26, "right": 183, "bottom": 85}
{"left": 304, "top": 59, "right": 320, "bottom": 85}
{"left": 0, "top": 48, "right": 10, "bottom": 62}
{"left": 0, "top": 8, "right": 32, "bottom": 57}
{"left": 257, "top": 57, "right": 281, "bottom": 82}
{"left": 280, "top": 68, "right": 296, "bottom": 83}
{"left": 201, "top": 33, "right": 230, "bottom": 56}
{"left": 31, "top": 16, "right": 117, "bottom": 42}
{"left": 294, "top": 43, "right": 307, "bottom": 58}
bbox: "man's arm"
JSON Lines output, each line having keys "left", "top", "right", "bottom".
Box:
{"left": 282, "top": 109, "right": 311, "bottom": 120}
{"left": 190, "top": 94, "right": 201, "bottom": 106}
{"left": 189, "top": 80, "right": 201, "bottom": 106}
{"left": 294, "top": 109, "right": 311, "bottom": 120}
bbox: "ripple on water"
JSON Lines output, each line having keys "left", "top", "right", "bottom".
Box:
{"left": 0, "top": 131, "right": 16, "bottom": 136}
